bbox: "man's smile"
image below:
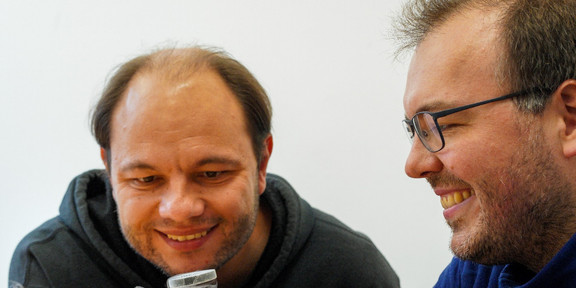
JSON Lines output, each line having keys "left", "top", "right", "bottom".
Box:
{"left": 440, "top": 190, "right": 475, "bottom": 209}
{"left": 166, "top": 230, "right": 209, "bottom": 242}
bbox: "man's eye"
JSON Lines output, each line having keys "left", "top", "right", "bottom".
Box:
{"left": 439, "top": 123, "right": 458, "bottom": 131}
{"left": 437, "top": 123, "right": 462, "bottom": 135}
{"left": 203, "top": 171, "right": 222, "bottom": 178}
{"left": 137, "top": 176, "right": 156, "bottom": 183}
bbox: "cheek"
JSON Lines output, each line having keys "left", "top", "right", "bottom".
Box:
{"left": 115, "top": 191, "right": 157, "bottom": 229}
{"left": 442, "top": 134, "right": 509, "bottom": 180}
{"left": 440, "top": 146, "right": 478, "bottom": 175}
{"left": 214, "top": 180, "right": 257, "bottom": 217}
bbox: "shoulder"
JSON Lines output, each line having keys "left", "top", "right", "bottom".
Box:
{"left": 265, "top": 173, "right": 382, "bottom": 251}
{"left": 295, "top": 208, "right": 400, "bottom": 287}
{"left": 312, "top": 208, "right": 376, "bottom": 247}
{"left": 310, "top": 208, "right": 391, "bottom": 264}
{"left": 9, "top": 214, "right": 127, "bottom": 287}
{"left": 263, "top": 174, "right": 400, "bottom": 287}
{"left": 10, "top": 217, "right": 69, "bottom": 287}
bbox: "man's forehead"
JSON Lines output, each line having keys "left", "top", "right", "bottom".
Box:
{"left": 403, "top": 8, "right": 503, "bottom": 115}
{"left": 110, "top": 68, "right": 242, "bottom": 136}
{"left": 122, "top": 68, "right": 224, "bottom": 106}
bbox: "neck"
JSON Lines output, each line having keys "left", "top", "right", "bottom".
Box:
{"left": 521, "top": 228, "right": 576, "bottom": 273}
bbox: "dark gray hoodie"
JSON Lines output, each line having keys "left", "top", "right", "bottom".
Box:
{"left": 10, "top": 170, "right": 399, "bottom": 288}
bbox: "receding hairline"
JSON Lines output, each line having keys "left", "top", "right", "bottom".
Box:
{"left": 133, "top": 47, "right": 223, "bottom": 83}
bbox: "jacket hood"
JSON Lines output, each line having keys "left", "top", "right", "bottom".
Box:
{"left": 58, "top": 169, "right": 155, "bottom": 286}
{"left": 253, "top": 174, "right": 315, "bottom": 287}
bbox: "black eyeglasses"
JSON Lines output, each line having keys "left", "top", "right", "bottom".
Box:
{"left": 402, "top": 87, "right": 552, "bottom": 153}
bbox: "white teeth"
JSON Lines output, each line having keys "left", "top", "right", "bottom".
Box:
{"left": 167, "top": 231, "right": 208, "bottom": 241}
{"left": 441, "top": 190, "right": 475, "bottom": 209}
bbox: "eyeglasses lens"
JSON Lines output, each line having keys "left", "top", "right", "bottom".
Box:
{"left": 415, "top": 113, "right": 443, "bottom": 152}
{"left": 402, "top": 121, "right": 415, "bottom": 143}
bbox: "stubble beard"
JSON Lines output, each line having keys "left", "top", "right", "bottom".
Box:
{"left": 442, "top": 121, "right": 576, "bottom": 270}
{"left": 119, "top": 185, "right": 261, "bottom": 276}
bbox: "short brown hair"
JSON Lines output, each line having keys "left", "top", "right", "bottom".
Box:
{"left": 394, "top": 0, "right": 576, "bottom": 113}
{"left": 91, "top": 46, "right": 272, "bottom": 160}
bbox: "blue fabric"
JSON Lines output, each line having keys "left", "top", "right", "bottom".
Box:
{"left": 434, "top": 233, "right": 576, "bottom": 287}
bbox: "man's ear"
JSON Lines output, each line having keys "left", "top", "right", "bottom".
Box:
{"left": 558, "top": 80, "right": 576, "bottom": 157}
{"left": 257, "top": 135, "right": 273, "bottom": 195}
{"left": 100, "top": 147, "right": 110, "bottom": 172}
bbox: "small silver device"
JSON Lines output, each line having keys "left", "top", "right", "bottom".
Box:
{"left": 166, "top": 269, "right": 217, "bottom": 288}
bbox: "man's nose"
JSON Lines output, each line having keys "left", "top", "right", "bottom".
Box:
{"left": 158, "top": 179, "right": 205, "bottom": 221}
{"left": 405, "top": 137, "right": 443, "bottom": 179}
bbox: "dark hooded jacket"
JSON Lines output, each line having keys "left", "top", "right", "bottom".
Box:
{"left": 10, "top": 170, "right": 399, "bottom": 288}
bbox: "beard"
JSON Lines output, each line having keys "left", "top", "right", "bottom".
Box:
{"left": 429, "top": 118, "right": 576, "bottom": 270}
{"left": 119, "top": 184, "right": 261, "bottom": 276}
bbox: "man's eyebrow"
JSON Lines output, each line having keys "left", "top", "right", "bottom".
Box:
{"left": 119, "top": 162, "right": 156, "bottom": 173}
{"left": 406, "top": 101, "right": 447, "bottom": 119}
{"left": 417, "top": 101, "right": 450, "bottom": 113}
{"left": 196, "top": 157, "right": 242, "bottom": 167}
{"left": 117, "top": 157, "right": 243, "bottom": 173}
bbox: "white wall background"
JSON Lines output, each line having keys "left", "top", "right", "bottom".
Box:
{"left": 0, "top": 1, "right": 453, "bottom": 287}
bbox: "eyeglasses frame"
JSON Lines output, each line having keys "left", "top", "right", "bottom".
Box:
{"left": 403, "top": 87, "right": 553, "bottom": 153}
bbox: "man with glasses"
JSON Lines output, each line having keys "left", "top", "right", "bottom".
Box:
{"left": 395, "top": 0, "right": 576, "bottom": 286}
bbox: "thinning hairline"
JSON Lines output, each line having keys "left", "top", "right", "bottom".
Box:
{"left": 134, "top": 47, "right": 220, "bottom": 84}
